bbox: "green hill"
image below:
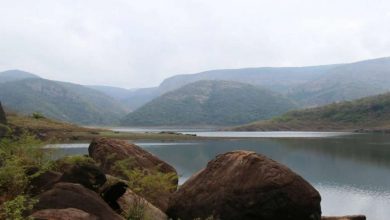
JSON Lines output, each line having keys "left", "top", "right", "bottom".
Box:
{"left": 0, "top": 78, "right": 127, "bottom": 125}
{"left": 232, "top": 92, "right": 390, "bottom": 131}
{"left": 121, "top": 80, "right": 297, "bottom": 126}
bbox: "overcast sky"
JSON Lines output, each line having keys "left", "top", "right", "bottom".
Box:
{"left": 0, "top": 0, "right": 390, "bottom": 88}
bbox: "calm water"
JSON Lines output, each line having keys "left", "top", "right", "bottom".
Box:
{"left": 48, "top": 131, "right": 390, "bottom": 219}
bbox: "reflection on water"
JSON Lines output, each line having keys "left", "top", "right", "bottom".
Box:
{"left": 49, "top": 133, "right": 390, "bottom": 220}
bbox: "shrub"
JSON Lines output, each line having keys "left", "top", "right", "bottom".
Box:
{"left": 114, "top": 158, "right": 177, "bottom": 219}
{"left": 53, "top": 155, "right": 96, "bottom": 172}
{"left": 31, "top": 112, "right": 45, "bottom": 119}
{"left": 0, "top": 134, "right": 51, "bottom": 218}
{"left": 114, "top": 158, "right": 177, "bottom": 201}
{"left": 1, "top": 195, "right": 37, "bottom": 220}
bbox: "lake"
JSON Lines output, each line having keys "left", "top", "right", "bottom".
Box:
{"left": 48, "top": 130, "right": 390, "bottom": 219}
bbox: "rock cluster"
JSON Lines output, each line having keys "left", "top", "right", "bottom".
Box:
{"left": 24, "top": 138, "right": 365, "bottom": 220}
{"left": 89, "top": 138, "right": 178, "bottom": 211}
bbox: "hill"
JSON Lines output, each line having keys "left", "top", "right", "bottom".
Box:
{"left": 121, "top": 80, "right": 297, "bottom": 126}
{"left": 0, "top": 69, "right": 40, "bottom": 83}
{"left": 121, "top": 57, "right": 390, "bottom": 110}
{"left": 0, "top": 78, "right": 127, "bottom": 125}
{"left": 119, "top": 65, "right": 336, "bottom": 110}
{"left": 232, "top": 92, "right": 390, "bottom": 131}
{"left": 288, "top": 57, "right": 390, "bottom": 106}
{"left": 159, "top": 65, "right": 339, "bottom": 93}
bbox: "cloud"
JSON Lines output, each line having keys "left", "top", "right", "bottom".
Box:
{"left": 0, "top": 0, "right": 389, "bottom": 88}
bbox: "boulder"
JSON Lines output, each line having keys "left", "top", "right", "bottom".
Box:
{"left": 0, "top": 102, "right": 7, "bottom": 137}
{"left": 88, "top": 138, "right": 177, "bottom": 178}
{"left": 30, "top": 208, "right": 98, "bottom": 220}
{"left": 59, "top": 163, "right": 106, "bottom": 191}
{"left": 29, "top": 170, "right": 62, "bottom": 196}
{"left": 0, "top": 102, "right": 6, "bottom": 124}
{"left": 167, "top": 151, "right": 322, "bottom": 220}
{"left": 322, "top": 215, "right": 366, "bottom": 220}
{"left": 117, "top": 188, "right": 168, "bottom": 220}
{"left": 89, "top": 138, "right": 178, "bottom": 211}
{"left": 34, "top": 182, "right": 124, "bottom": 220}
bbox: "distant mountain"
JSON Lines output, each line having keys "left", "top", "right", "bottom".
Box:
{"left": 122, "top": 57, "right": 390, "bottom": 111}
{"left": 0, "top": 78, "right": 127, "bottom": 125}
{"left": 121, "top": 80, "right": 297, "bottom": 126}
{"left": 120, "top": 87, "right": 160, "bottom": 110}
{"left": 88, "top": 85, "right": 135, "bottom": 101}
{"left": 288, "top": 57, "right": 390, "bottom": 106}
{"left": 159, "top": 65, "right": 340, "bottom": 93}
{"left": 232, "top": 92, "right": 390, "bottom": 131}
{"left": 119, "top": 65, "right": 337, "bottom": 110}
{"left": 0, "top": 69, "right": 40, "bottom": 83}
{"left": 88, "top": 85, "right": 158, "bottom": 111}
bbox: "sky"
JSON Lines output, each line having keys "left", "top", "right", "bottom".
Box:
{"left": 0, "top": 0, "right": 390, "bottom": 88}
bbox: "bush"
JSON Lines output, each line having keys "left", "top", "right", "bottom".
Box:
{"left": 0, "top": 134, "right": 51, "bottom": 218}
{"left": 1, "top": 195, "right": 37, "bottom": 220}
{"left": 31, "top": 112, "right": 45, "bottom": 119}
{"left": 114, "top": 158, "right": 177, "bottom": 219}
{"left": 114, "top": 158, "right": 177, "bottom": 201}
{"left": 53, "top": 155, "right": 96, "bottom": 172}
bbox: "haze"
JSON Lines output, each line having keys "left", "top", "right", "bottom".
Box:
{"left": 1, "top": 0, "right": 389, "bottom": 88}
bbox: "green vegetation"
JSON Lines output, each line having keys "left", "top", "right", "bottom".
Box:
{"left": 232, "top": 92, "right": 390, "bottom": 131}
{"left": 0, "top": 134, "right": 51, "bottom": 219}
{"left": 111, "top": 157, "right": 177, "bottom": 220}
{"left": 2, "top": 195, "right": 37, "bottom": 220}
{"left": 122, "top": 80, "right": 297, "bottom": 126}
{"left": 31, "top": 112, "right": 46, "bottom": 120}
{"left": 114, "top": 158, "right": 177, "bottom": 207}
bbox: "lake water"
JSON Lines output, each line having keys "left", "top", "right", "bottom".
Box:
{"left": 48, "top": 131, "right": 390, "bottom": 219}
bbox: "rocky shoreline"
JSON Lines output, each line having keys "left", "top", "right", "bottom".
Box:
{"left": 22, "top": 137, "right": 366, "bottom": 220}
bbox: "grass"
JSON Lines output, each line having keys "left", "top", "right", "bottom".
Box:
{"left": 6, "top": 112, "right": 201, "bottom": 142}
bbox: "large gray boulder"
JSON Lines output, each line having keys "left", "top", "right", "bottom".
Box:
{"left": 168, "top": 151, "right": 322, "bottom": 220}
